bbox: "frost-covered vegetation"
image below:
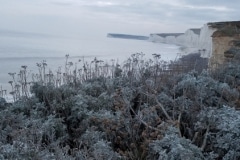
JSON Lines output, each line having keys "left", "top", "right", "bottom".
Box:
{"left": 0, "top": 52, "right": 240, "bottom": 159}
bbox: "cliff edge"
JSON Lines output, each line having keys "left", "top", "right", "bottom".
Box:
{"left": 149, "top": 21, "right": 240, "bottom": 68}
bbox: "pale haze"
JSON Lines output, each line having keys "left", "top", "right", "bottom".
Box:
{"left": 0, "top": 0, "right": 239, "bottom": 37}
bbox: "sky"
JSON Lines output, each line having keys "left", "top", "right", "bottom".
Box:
{"left": 0, "top": 0, "right": 239, "bottom": 37}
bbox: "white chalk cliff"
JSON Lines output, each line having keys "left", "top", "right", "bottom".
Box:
{"left": 149, "top": 24, "right": 217, "bottom": 58}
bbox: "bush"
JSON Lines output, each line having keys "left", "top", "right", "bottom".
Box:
{"left": 1, "top": 54, "right": 240, "bottom": 159}
{"left": 148, "top": 127, "right": 205, "bottom": 160}
{"left": 196, "top": 106, "right": 240, "bottom": 159}
{"left": 0, "top": 97, "right": 6, "bottom": 110}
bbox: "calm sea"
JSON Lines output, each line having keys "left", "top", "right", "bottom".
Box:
{"left": 0, "top": 30, "right": 180, "bottom": 95}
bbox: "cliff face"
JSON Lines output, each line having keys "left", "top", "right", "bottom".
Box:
{"left": 149, "top": 33, "right": 183, "bottom": 43}
{"left": 149, "top": 29, "right": 200, "bottom": 47}
{"left": 149, "top": 25, "right": 216, "bottom": 58}
{"left": 198, "top": 24, "right": 217, "bottom": 57}
{"left": 210, "top": 36, "right": 237, "bottom": 67}
{"left": 208, "top": 21, "right": 240, "bottom": 68}
{"left": 149, "top": 21, "right": 240, "bottom": 66}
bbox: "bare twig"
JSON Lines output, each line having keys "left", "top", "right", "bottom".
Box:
{"left": 155, "top": 96, "right": 172, "bottom": 121}
{"left": 192, "top": 132, "right": 199, "bottom": 143}
{"left": 122, "top": 95, "right": 161, "bottom": 132}
{"left": 201, "top": 125, "right": 209, "bottom": 151}
{"left": 141, "top": 88, "right": 172, "bottom": 121}
{"left": 178, "top": 113, "right": 182, "bottom": 137}
{"left": 129, "top": 106, "right": 161, "bottom": 132}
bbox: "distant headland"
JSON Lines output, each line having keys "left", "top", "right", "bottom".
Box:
{"left": 107, "top": 33, "right": 149, "bottom": 40}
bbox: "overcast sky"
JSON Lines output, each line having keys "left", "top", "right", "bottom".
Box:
{"left": 0, "top": 0, "right": 239, "bottom": 37}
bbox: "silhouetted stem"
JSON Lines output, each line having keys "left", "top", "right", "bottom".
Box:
{"left": 155, "top": 96, "right": 172, "bottom": 121}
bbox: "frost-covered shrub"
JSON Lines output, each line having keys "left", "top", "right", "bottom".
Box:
{"left": 216, "top": 82, "right": 239, "bottom": 102}
{"left": 174, "top": 73, "right": 198, "bottom": 99}
{"left": 173, "top": 72, "right": 239, "bottom": 108}
{"left": 97, "top": 92, "right": 114, "bottom": 110}
{"left": 80, "top": 130, "right": 106, "bottom": 148}
{"left": 71, "top": 92, "right": 113, "bottom": 112}
{"left": 31, "top": 83, "right": 77, "bottom": 105}
{"left": 141, "top": 106, "right": 160, "bottom": 125}
{"left": 170, "top": 72, "right": 239, "bottom": 141}
{"left": 9, "top": 97, "right": 41, "bottom": 117}
{"left": 81, "top": 79, "right": 106, "bottom": 97}
{"left": 92, "top": 140, "right": 121, "bottom": 160}
{"left": 157, "top": 93, "right": 174, "bottom": 111}
{"left": 148, "top": 127, "right": 204, "bottom": 160}
{"left": 0, "top": 109, "right": 44, "bottom": 159}
{"left": 0, "top": 97, "right": 6, "bottom": 110}
{"left": 0, "top": 142, "right": 40, "bottom": 160}
{"left": 178, "top": 53, "right": 208, "bottom": 73}
{"left": 0, "top": 110, "right": 26, "bottom": 142}
{"left": 174, "top": 96, "right": 195, "bottom": 112}
{"left": 212, "top": 59, "right": 240, "bottom": 89}
{"left": 77, "top": 130, "right": 122, "bottom": 159}
{"left": 1, "top": 53, "right": 240, "bottom": 159}
{"left": 73, "top": 93, "right": 112, "bottom": 112}
{"left": 41, "top": 115, "right": 66, "bottom": 145}
{"left": 196, "top": 106, "right": 240, "bottom": 159}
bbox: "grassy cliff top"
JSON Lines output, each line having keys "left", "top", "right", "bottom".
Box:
{"left": 209, "top": 21, "right": 240, "bottom": 37}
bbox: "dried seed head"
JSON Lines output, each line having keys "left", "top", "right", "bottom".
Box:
{"left": 157, "top": 135, "right": 163, "bottom": 139}
{"left": 130, "top": 143, "right": 135, "bottom": 149}
{"left": 141, "top": 131, "right": 147, "bottom": 137}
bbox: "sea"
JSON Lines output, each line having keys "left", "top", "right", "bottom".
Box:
{"left": 0, "top": 30, "right": 180, "bottom": 99}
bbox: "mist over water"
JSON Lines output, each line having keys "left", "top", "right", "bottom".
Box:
{"left": 0, "top": 30, "right": 180, "bottom": 94}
